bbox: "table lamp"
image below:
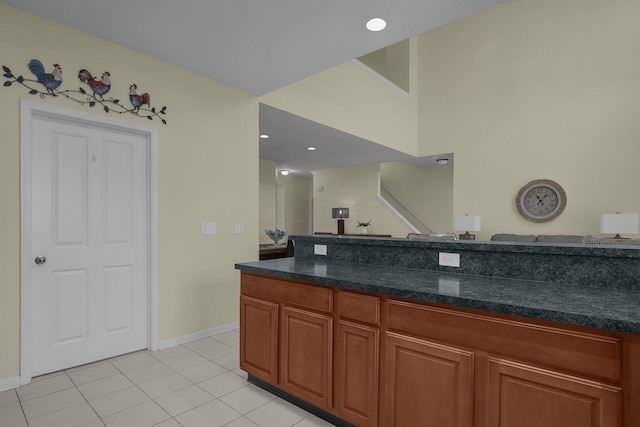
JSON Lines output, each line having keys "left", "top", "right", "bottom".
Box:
{"left": 599, "top": 213, "right": 639, "bottom": 239}
{"left": 332, "top": 207, "right": 349, "bottom": 235}
{"left": 453, "top": 215, "right": 481, "bottom": 240}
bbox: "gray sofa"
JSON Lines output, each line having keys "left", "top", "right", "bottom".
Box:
{"left": 490, "top": 234, "right": 585, "bottom": 244}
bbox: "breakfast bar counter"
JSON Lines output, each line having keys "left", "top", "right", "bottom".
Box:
{"left": 236, "top": 256, "right": 640, "bottom": 335}
{"left": 235, "top": 235, "right": 640, "bottom": 427}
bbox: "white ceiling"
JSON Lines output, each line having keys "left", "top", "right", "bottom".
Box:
{"left": 259, "top": 104, "right": 453, "bottom": 176}
{"left": 3, "top": 0, "right": 504, "bottom": 173}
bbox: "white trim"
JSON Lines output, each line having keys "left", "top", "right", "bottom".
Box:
{"left": 148, "top": 125, "right": 160, "bottom": 352}
{"left": 352, "top": 59, "right": 410, "bottom": 96}
{"left": 380, "top": 181, "right": 435, "bottom": 233}
{"left": 0, "top": 376, "right": 21, "bottom": 392}
{"left": 376, "top": 194, "right": 420, "bottom": 234}
{"left": 158, "top": 321, "right": 240, "bottom": 350}
{"left": 19, "top": 99, "right": 159, "bottom": 384}
{"left": 20, "top": 100, "right": 33, "bottom": 384}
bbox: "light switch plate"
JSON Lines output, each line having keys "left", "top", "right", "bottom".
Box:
{"left": 202, "top": 222, "right": 216, "bottom": 235}
{"left": 439, "top": 252, "right": 460, "bottom": 267}
{"left": 234, "top": 222, "right": 244, "bottom": 234}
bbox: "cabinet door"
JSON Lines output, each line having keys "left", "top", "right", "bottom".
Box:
{"left": 487, "top": 358, "right": 621, "bottom": 427}
{"left": 335, "top": 321, "right": 379, "bottom": 427}
{"left": 240, "top": 295, "right": 279, "bottom": 384}
{"left": 281, "top": 306, "right": 333, "bottom": 410}
{"left": 386, "top": 332, "right": 474, "bottom": 427}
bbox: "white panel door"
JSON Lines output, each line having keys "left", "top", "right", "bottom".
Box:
{"left": 30, "top": 114, "right": 148, "bottom": 376}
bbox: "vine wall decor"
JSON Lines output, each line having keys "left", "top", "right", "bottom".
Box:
{"left": 3, "top": 59, "right": 168, "bottom": 124}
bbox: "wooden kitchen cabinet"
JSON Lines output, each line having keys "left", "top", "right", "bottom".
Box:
{"left": 335, "top": 291, "right": 380, "bottom": 427}
{"left": 239, "top": 272, "right": 634, "bottom": 426}
{"left": 335, "top": 321, "right": 380, "bottom": 427}
{"left": 240, "top": 273, "right": 334, "bottom": 410}
{"left": 387, "top": 299, "right": 624, "bottom": 427}
{"left": 280, "top": 305, "right": 333, "bottom": 410}
{"left": 335, "top": 321, "right": 379, "bottom": 427}
{"left": 239, "top": 295, "right": 279, "bottom": 384}
{"left": 486, "top": 357, "right": 621, "bottom": 427}
{"left": 385, "top": 331, "right": 474, "bottom": 427}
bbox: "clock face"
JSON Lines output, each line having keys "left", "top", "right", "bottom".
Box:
{"left": 516, "top": 179, "right": 566, "bottom": 223}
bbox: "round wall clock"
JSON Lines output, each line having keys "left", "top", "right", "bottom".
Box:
{"left": 515, "top": 179, "right": 567, "bottom": 223}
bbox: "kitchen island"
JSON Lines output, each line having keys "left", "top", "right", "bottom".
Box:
{"left": 236, "top": 235, "right": 640, "bottom": 427}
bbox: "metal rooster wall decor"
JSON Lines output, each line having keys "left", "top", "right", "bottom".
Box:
{"left": 3, "top": 59, "right": 168, "bottom": 125}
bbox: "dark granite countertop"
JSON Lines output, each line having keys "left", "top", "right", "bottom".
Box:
{"left": 235, "top": 258, "right": 640, "bottom": 335}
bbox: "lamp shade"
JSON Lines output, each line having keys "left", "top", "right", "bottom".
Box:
{"left": 599, "top": 213, "right": 639, "bottom": 235}
{"left": 453, "top": 215, "right": 481, "bottom": 232}
{"left": 332, "top": 207, "right": 349, "bottom": 219}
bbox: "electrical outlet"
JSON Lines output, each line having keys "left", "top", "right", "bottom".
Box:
{"left": 439, "top": 252, "right": 460, "bottom": 267}
{"left": 234, "top": 222, "right": 244, "bottom": 234}
{"left": 314, "top": 244, "right": 327, "bottom": 256}
{"left": 201, "top": 222, "right": 216, "bottom": 235}
{"left": 439, "top": 278, "right": 460, "bottom": 296}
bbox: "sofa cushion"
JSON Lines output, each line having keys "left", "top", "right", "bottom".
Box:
{"left": 535, "top": 235, "right": 585, "bottom": 244}
{"left": 490, "top": 233, "right": 537, "bottom": 242}
{"left": 408, "top": 233, "right": 457, "bottom": 241}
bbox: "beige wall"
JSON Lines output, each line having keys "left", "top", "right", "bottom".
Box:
{"left": 5, "top": 0, "right": 640, "bottom": 385}
{"left": 380, "top": 162, "right": 454, "bottom": 233}
{"left": 418, "top": 0, "right": 640, "bottom": 240}
{"left": 259, "top": 159, "right": 312, "bottom": 243}
{"left": 259, "top": 42, "right": 419, "bottom": 157}
{"left": 277, "top": 175, "right": 313, "bottom": 238}
{"left": 259, "top": 159, "right": 278, "bottom": 244}
{"left": 0, "top": 4, "right": 257, "bottom": 381}
{"left": 357, "top": 39, "right": 411, "bottom": 93}
{"left": 312, "top": 164, "right": 414, "bottom": 237}
{"left": 264, "top": 0, "right": 640, "bottom": 241}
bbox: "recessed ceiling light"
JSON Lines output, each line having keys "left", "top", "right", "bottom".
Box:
{"left": 280, "top": 170, "right": 290, "bottom": 176}
{"left": 259, "top": 134, "right": 269, "bottom": 139}
{"left": 366, "top": 18, "right": 387, "bottom": 32}
{"left": 307, "top": 147, "right": 316, "bottom": 151}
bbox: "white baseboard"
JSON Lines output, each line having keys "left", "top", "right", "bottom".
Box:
{"left": 157, "top": 321, "right": 239, "bottom": 350}
{"left": 1, "top": 321, "right": 240, "bottom": 390}
{"left": 0, "top": 376, "right": 21, "bottom": 392}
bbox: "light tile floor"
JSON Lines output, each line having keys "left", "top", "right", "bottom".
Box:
{"left": 0, "top": 329, "right": 334, "bottom": 427}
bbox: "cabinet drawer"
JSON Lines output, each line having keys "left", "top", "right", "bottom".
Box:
{"left": 338, "top": 291, "right": 380, "bottom": 325}
{"left": 241, "top": 272, "right": 332, "bottom": 313}
{"left": 387, "top": 300, "right": 621, "bottom": 382}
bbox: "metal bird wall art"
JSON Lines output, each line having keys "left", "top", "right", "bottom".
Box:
{"left": 78, "top": 69, "right": 111, "bottom": 99}
{"left": 28, "top": 59, "right": 63, "bottom": 95}
{"left": 129, "top": 84, "right": 151, "bottom": 113}
{"left": 3, "top": 58, "right": 168, "bottom": 124}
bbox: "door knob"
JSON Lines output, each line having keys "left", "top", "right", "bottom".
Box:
{"left": 35, "top": 256, "right": 46, "bottom": 265}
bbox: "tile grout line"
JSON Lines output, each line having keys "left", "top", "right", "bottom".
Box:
{"left": 16, "top": 387, "right": 29, "bottom": 427}
{"left": 19, "top": 372, "right": 84, "bottom": 426}
{"left": 146, "top": 342, "right": 244, "bottom": 425}
{"left": 104, "top": 352, "right": 180, "bottom": 425}
{"left": 106, "top": 343, "right": 234, "bottom": 426}
{"left": 64, "top": 368, "right": 108, "bottom": 427}
{"left": 12, "top": 331, "right": 244, "bottom": 427}
{"left": 151, "top": 337, "right": 248, "bottom": 426}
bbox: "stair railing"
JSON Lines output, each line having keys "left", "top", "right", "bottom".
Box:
{"left": 379, "top": 181, "right": 435, "bottom": 234}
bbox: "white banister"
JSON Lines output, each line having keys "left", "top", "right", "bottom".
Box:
{"left": 376, "top": 194, "right": 420, "bottom": 233}
{"left": 380, "top": 181, "right": 435, "bottom": 233}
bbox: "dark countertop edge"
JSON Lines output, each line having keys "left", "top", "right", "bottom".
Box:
{"left": 235, "top": 262, "right": 640, "bottom": 335}
{"left": 290, "top": 235, "right": 640, "bottom": 258}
